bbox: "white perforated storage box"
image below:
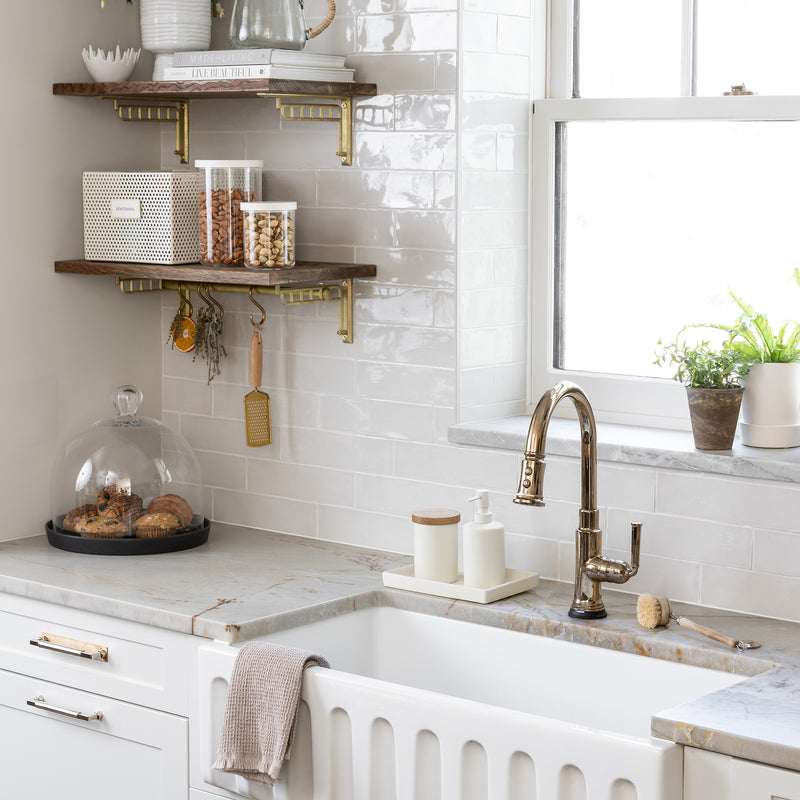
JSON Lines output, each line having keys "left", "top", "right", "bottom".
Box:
{"left": 83, "top": 171, "right": 200, "bottom": 264}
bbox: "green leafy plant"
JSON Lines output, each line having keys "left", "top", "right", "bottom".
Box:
{"left": 101, "top": 0, "right": 224, "bottom": 16}
{"left": 714, "top": 276, "right": 800, "bottom": 363}
{"left": 654, "top": 337, "right": 751, "bottom": 389}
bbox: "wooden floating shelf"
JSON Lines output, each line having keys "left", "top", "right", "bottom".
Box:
{"left": 55, "top": 259, "right": 377, "bottom": 287}
{"left": 53, "top": 78, "right": 378, "bottom": 165}
{"left": 55, "top": 260, "right": 377, "bottom": 343}
{"left": 52, "top": 78, "right": 378, "bottom": 100}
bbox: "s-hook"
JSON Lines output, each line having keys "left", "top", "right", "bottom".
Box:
{"left": 248, "top": 286, "right": 266, "bottom": 328}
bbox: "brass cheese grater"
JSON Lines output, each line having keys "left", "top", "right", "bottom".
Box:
{"left": 244, "top": 325, "right": 271, "bottom": 446}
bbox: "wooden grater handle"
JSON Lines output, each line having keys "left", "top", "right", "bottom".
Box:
{"left": 676, "top": 616, "right": 739, "bottom": 649}
{"left": 249, "top": 329, "right": 262, "bottom": 389}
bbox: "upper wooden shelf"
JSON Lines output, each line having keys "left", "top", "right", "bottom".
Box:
{"left": 53, "top": 78, "right": 377, "bottom": 165}
{"left": 55, "top": 259, "right": 377, "bottom": 287}
{"left": 52, "top": 78, "right": 378, "bottom": 100}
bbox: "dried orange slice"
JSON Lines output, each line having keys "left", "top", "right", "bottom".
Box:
{"left": 172, "top": 315, "right": 196, "bottom": 353}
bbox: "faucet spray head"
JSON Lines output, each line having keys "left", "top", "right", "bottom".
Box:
{"left": 514, "top": 454, "right": 546, "bottom": 506}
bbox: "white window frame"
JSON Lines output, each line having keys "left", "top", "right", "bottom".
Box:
{"left": 530, "top": 2, "right": 800, "bottom": 428}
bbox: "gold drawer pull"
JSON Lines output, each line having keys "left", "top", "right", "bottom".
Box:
{"left": 29, "top": 633, "right": 108, "bottom": 662}
{"left": 27, "top": 695, "right": 103, "bottom": 722}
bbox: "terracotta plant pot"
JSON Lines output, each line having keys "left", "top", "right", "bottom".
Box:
{"left": 686, "top": 387, "right": 744, "bottom": 450}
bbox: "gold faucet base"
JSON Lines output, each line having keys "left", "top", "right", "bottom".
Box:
{"left": 568, "top": 606, "right": 607, "bottom": 620}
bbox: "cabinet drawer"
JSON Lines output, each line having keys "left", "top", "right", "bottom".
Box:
{"left": 0, "top": 668, "right": 187, "bottom": 800}
{"left": 685, "top": 748, "right": 800, "bottom": 799}
{"left": 0, "top": 594, "right": 195, "bottom": 713}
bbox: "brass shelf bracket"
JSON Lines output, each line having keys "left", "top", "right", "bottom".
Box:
{"left": 110, "top": 98, "right": 190, "bottom": 164}
{"left": 115, "top": 277, "right": 356, "bottom": 342}
{"left": 265, "top": 94, "right": 353, "bottom": 166}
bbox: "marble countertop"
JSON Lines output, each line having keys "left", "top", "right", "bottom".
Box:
{"left": 0, "top": 523, "right": 797, "bottom": 771}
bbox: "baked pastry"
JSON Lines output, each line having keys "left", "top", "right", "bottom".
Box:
{"left": 132, "top": 512, "right": 182, "bottom": 539}
{"left": 76, "top": 516, "right": 127, "bottom": 539}
{"left": 96, "top": 485, "right": 123, "bottom": 515}
{"left": 62, "top": 504, "right": 98, "bottom": 532}
{"left": 145, "top": 494, "right": 193, "bottom": 527}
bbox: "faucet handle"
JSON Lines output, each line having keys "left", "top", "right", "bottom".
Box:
{"left": 630, "top": 522, "right": 642, "bottom": 571}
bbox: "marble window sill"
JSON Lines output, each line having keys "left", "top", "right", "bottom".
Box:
{"left": 448, "top": 416, "right": 800, "bottom": 485}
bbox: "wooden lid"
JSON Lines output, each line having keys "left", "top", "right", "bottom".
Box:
{"left": 412, "top": 508, "right": 460, "bottom": 526}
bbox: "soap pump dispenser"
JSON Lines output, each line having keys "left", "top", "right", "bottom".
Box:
{"left": 463, "top": 490, "right": 506, "bottom": 588}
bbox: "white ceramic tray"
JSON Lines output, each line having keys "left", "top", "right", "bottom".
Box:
{"left": 382, "top": 565, "right": 539, "bottom": 604}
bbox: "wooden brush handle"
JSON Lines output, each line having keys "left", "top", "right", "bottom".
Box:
{"left": 676, "top": 616, "right": 738, "bottom": 649}
{"left": 249, "top": 329, "right": 262, "bottom": 389}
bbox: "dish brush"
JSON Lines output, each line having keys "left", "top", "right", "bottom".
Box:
{"left": 636, "top": 594, "right": 760, "bottom": 651}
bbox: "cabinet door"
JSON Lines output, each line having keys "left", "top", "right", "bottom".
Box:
{"left": 685, "top": 748, "right": 800, "bottom": 800}
{"left": 0, "top": 669, "right": 188, "bottom": 800}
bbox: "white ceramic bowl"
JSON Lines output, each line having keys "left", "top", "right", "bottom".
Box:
{"left": 81, "top": 45, "right": 141, "bottom": 83}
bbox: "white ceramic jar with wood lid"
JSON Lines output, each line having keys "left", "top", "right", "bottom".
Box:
{"left": 412, "top": 508, "right": 460, "bottom": 583}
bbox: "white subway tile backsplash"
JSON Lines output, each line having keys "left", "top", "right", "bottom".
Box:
{"left": 462, "top": 53, "right": 530, "bottom": 94}
{"left": 460, "top": 132, "right": 497, "bottom": 170}
{"left": 462, "top": 12, "right": 498, "bottom": 53}
{"left": 753, "top": 528, "right": 800, "bottom": 578}
{"left": 356, "top": 12, "right": 457, "bottom": 52}
{"left": 320, "top": 396, "right": 437, "bottom": 441}
{"left": 394, "top": 441, "right": 518, "bottom": 489}
{"left": 355, "top": 247, "right": 456, "bottom": 288}
{"left": 657, "top": 471, "right": 800, "bottom": 530}
{"left": 497, "top": 14, "right": 531, "bottom": 55}
{"left": 318, "top": 169, "right": 435, "bottom": 209}
{"left": 197, "top": 451, "right": 247, "bottom": 492}
{"left": 606, "top": 509, "right": 752, "bottom": 569}
{"left": 248, "top": 460, "right": 355, "bottom": 505}
{"left": 171, "top": 0, "right": 798, "bottom": 623}
{"left": 356, "top": 285, "right": 435, "bottom": 326}
{"left": 357, "top": 131, "right": 457, "bottom": 170}
{"left": 281, "top": 427, "right": 393, "bottom": 475}
{"left": 318, "top": 504, "right": 411, "bottom": 553}
{"left": 349, "top": 53, "right": 437, "bottom": 91}
{"left": 356, "top": 472, "right": 467, "bottom": 515}
{"left": 435, "top": 52, "right": 457, "bottom": 91}
{"left": 356, "top": 361, "right": 455, "bottom": 404}
{"left": 213, "top": 488, "right": 317, "bottom": 538}
{"left": 395, "top": 93, "right": 456, "bottom": 130}
{"left": 701, "top": 563, "right": 800, "bottom": 621}
{"left": 358, "top": 323, "right": 456, "bottom": 367}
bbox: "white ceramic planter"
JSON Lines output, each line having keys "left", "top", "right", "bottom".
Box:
{"left": 140, "top": 0, "right": 211, "bottom": 80}
{"left": 739, "top": 362, "right": 800, "bottom": 448}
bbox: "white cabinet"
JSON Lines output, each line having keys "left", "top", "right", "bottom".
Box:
{"left": 0, "top": 594, "right": 195, "bottom": 800}
{"left": 685, "top": 748, "right": 800, "bottom": 800}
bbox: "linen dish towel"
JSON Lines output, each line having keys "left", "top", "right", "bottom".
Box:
{"left": 213, "top": 641, "right": 330, "bottom": 785}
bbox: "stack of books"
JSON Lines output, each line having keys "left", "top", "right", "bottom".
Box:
{"left": 162, "top": 48, "right": 355, "bottom": 82}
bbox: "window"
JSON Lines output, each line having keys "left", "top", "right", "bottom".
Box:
{"left": 532, "top": 1, "right": 800, "bottom": 428}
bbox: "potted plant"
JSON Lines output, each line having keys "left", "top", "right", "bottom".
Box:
{"left": 709, "top": 279, "right": 800, "bottom": 448}
{"left": 655, "top": 337, "right": 751, "bottom": 450}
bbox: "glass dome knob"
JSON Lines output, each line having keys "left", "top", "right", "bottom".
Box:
{"left": 113, "top": 385, "right": 143, "bottom": 425}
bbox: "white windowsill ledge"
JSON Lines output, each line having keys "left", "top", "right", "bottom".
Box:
{"left": 448, "top": 416, "right": 800, "bottom": 485}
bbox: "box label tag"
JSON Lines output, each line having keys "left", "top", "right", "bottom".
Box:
{"left": 110, "top": 198, "right": 142, "bottom": 219}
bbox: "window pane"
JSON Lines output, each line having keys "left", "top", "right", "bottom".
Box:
{"left": 576, "top": 0, "right": 683, "bottom": 98}
{"left": 557, "top": 119, "right": 800, "bottom": 379}
{"left": 697, "top": 0, "right": 800, "bottom": 96}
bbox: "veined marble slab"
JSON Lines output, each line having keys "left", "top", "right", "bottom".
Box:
{"left": 0, "top": 523, "right": 798, "bottom": 772}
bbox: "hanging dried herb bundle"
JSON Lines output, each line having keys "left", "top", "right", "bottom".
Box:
{"left": 193, "top": 306, "right": 227, "bottom": 383}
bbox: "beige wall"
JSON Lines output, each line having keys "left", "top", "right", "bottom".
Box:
{"left": 0, "top": 1, "right": 162, "bottom": 539}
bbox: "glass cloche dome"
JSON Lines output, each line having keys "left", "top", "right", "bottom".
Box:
{"left": 48, "top": 385, "right": 208, "bottom": 554}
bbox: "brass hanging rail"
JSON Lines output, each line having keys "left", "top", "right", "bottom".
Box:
{"left": 116, "top": 277, "right": 355, "bottom": 343}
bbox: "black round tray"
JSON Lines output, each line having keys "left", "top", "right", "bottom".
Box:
{"left": 45, "top": 518, "right": 210, "bottom": 555}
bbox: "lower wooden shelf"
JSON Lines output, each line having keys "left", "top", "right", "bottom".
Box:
{"left": 54, "top": 259, "right": 377, "bottom": 286}
{"left": 55, "top": 259, "right": 377, "bottom": 343}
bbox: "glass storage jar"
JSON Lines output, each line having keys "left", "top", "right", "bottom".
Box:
{"left": 196, "top": 159, "right": 263, "bottom": 265}
{"left": 49, "top": 385, "right": 207, "bottom": 554}
{"left": 242, "top": 201, "right": 296, "bottom": 269}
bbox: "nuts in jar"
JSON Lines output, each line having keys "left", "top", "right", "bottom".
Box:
{"left": 195, "top": 160, "right": 263, "bottom": 266}
{"left": 242, "top": 202, "right": 297, "bottom": 270}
